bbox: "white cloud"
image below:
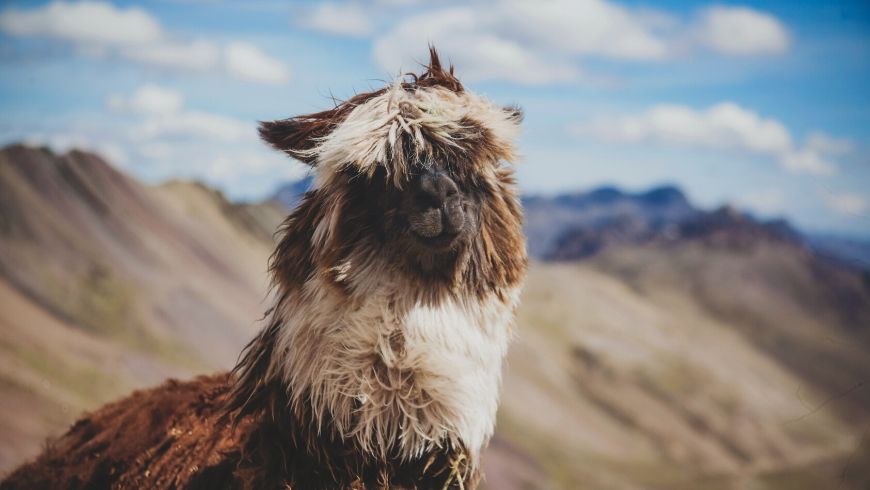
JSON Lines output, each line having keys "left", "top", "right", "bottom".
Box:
{"left": 495, "top": 0, "right": 670, "bottom": 61}
{"left": 572, "top": 102, "right": 847, "bottom": 175}
{"left": 122, "top": 39, "right": 222, "bottom": 72}
{"left": 696, "top": 6, "right": 790, "bottom": 56}
{"left": 302, "top": 3, "right": 373, "bottom": 37}
{"left": 108, "top": 85, "right": 253, "bottom": 142}
{"left": 2, "top": 1, "right": 790, "bottom": 87}
{"left": 0, "top": 1, "right": 290, "bottom": 85}
{"left": 137, "top": 111, "right": 253, "bottom": 142}
{"left": 820, "top": 191, "right": 867, "bottom": 216}
{"left": 138, "top": 141, "right": 174, "bottom": 160}
{"left": 739, "top": 189, "right": 787, "bottom": 215}
{"left": 7, "top": 85, "right": 305, "bottom": 198}
{"left": 373, "top": 7, "right": 582, "bottom": 85}
{"left": 804, "top": 132, "right": 853, "bottom": 156}
{"left": 225, "top": 42, "right": 291, "bottom": 84}
{"left": 372, "top": 1, "right": 664, "bottom": 84}
{"left": 371, "top": 0, "right": 790, "bottom": 84}
{"left": 108, "top": 84, "right": 184, "bottom": 115}
{"left": 98, "top": 84, "right": 305, "bottom": 195}
{"left": 0, "top": 1, "right": 163, "bottom": 46}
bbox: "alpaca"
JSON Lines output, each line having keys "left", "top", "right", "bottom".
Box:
{"left": 1, "top": 48, "right": 526, "bottom": 490}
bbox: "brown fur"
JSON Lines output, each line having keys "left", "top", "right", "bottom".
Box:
{"left": 2, "top": 375, "right": 242, "bottom": 490}
{"left": 1, "top": 375, "right": 475, "bottom": 489}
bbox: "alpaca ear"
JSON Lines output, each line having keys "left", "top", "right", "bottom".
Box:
{"left": 259, "top": 117, "right": 332, "bottom": 165}
{"left": 503, "top": 105, "right": 524, "bottom": 125}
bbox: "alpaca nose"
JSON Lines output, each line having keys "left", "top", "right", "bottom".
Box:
{"left": 411, "top": 169, "right": 465, "bottom": 238}
{"left": 418, "top": 169, "right": 459, "bottom": 207}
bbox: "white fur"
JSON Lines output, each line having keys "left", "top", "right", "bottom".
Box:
{"left": 297, "top": 83, "right": 521, "bottom": 187}
{"left": 269, "top": 272, "right": 520, "bottom": 461}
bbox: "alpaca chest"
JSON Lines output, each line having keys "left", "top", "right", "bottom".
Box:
{"left": 276, "top": 287, "right": 519, "bottom": 459}
{"left": 395, "top": 296, "right": 516, "bottom": 455}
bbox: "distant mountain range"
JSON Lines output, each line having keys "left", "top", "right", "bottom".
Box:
{"left": 806, "top": 233, "right": 870, "bottom": 271}
{"left": 522, "top": 185, "right": 697, "bottom": 258}
{"left": 273, "top": 175, "right": 313, "bottom": 210}
{"left": 542, "top": 200, "right": 801, "bottom": 261}
{"left": 520, "top": 184, "right": 870, "bottom": 271}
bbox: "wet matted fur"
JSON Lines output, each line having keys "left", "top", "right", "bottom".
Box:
{"left": 2, "top": 48, "right": 526, "bottom": 490}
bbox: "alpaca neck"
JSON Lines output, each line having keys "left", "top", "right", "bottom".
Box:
{"left": 268, "top": 277, "right": 520, "bottom": 461}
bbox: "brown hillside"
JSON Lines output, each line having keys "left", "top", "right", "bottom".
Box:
{"left": 0, "top": 145, "right": 284, "bottom": 473}
{"left": 497, "top": 259, "right": 869, "bottom": 489}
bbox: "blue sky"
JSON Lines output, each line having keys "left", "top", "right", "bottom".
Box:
{"left": 0, "top": 1, "right": 868, "bottom": 236}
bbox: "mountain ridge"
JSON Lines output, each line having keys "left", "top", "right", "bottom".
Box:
{"left": 521, "top": 183, "right": 870, "bottom": 274}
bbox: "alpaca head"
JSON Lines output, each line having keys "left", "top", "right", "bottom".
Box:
{"left": 261, "top": 48, "right": 525, "bottom": 299}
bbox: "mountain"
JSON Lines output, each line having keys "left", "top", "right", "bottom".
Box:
{"left": 523, "top": 185, "right": 698, "bottom": 258}
{"left": 1, "top": 145, "right": 868, "bottom": 488}
{"left": 806, "top": 233, "right": 870, "bottom": 272}
{"left": 0, "top": 144, "right": 285, "bottom": 472}
{"left": 273, "top": 175, "right": 313, "bottom": 210}
{"left": 528, "top": 184, "right": 870, "bottom": 278}
{"left": 546, "top": 204, "right": 803, "bottom": 260}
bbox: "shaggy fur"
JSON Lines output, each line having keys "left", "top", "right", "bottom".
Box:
{"left": 1, "top": 375, "right": 477, "bottom": 489}
{"left": 3, "top": 48, "right": 526, "bottom": 490}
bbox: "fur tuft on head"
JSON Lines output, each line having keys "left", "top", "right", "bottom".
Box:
{"left": 259, "top": 47, "right": 522, "bottom": 187}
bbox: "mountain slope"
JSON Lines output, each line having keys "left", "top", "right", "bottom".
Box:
{"left": 0, "top": 145, "right": 285, "bottom": 472}
{"left": 497, "top": 258, "right": 869, "bottom": 489}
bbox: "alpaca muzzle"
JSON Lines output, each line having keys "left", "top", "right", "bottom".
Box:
{"left": 409, "top": 169, "right": 466, "bottom": 243}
